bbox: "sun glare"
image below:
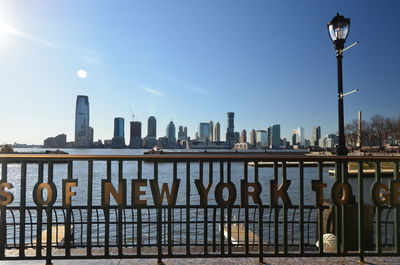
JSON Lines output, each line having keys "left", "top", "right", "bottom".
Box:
{"left": 77, "top": 69, "right": 88, "bottom": 79}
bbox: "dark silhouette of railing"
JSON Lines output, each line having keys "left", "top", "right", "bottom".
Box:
{"left": 0, "top": 154, "right": 399, "bottom": 264}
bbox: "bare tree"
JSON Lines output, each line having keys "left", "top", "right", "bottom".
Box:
{"left": 345, "top": 119, "right": 358, "bottom": 147}
{"left": 370, "top": 114, "right": 386, "bottom": 150}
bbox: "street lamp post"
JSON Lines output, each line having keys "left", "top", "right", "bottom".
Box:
{"left": 328, "top": 13, "right": 350, "bottom": 156}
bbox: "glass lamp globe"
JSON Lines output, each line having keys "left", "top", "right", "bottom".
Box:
{"left": 328, "top": 13, "right": 350, "bottom": 50}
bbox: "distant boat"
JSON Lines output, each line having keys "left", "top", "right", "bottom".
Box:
{"left": 144, "top": 146, "right": 164, "bottom": 154}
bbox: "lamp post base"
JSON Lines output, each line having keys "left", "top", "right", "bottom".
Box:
{"left": 336, "top": 146, "right": 349, "bottom": 156}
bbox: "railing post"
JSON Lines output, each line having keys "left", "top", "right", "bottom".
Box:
{"left": 65, "top": 161, "right": 73, "bottom": 257}
{"left": 273, "top": 161, "right": 279, "bottom": 254}
{"left": 86, "top": 160, "right": 93, "bottom": 256}
{"left": 186, "top": 161, "right": 191, "bottom": 256}
{"left": 136, "top": 160, "right": 143, "bottom": 256}
{"left": 19, "top": 161, "right": 27, "bottom": 258}
{"left": 357, "top": 160, "right": 364, "bottom": 262}
{"left": 299, "top": 161, "right": 304, "bottom": 254}
{"left": 154, "top": 162, "right": 164, "bottom": 265}
{"left": 395, "top": 161, "right": 400, "bottom": 255}
{"left": 0, "top": 162, "right": 7, "bottom": 259}
{"left": 244, "top": 161, "right": 249, "bottom": 255}
{"left": 46, "top": 161, "right": 54, "bottom": 265}
{"left": 36, "top": 161, "right": 44, "bottom": 258}
{"left": 317, "top": 161, "right": 324, "bottom": 254}
{"left": 118, "top": 160, "right": 124, "bottom": 257}
{"left": 375, "top": 161, "right": 382, "bottom": 253}
{"left": 335, "top": 161, "right": 342, "bottom": 254}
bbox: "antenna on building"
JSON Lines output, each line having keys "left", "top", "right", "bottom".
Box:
{"left": 128, "top": 105, "right": 135, "bottom": 121}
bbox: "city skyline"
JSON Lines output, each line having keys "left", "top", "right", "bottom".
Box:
{"left": 1, "top": 1, "right": 400, "bottom": 144}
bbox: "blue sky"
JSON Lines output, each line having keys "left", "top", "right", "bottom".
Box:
{"left": 1, "top": 0, "right": 400, "bottom": 144}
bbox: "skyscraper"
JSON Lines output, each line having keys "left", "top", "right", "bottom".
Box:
{"left": 291, "top": 129, "right": 298, "bottom": 145}
{"left": 178, "top": 126, "right": 185, "bottom": 140}
{"left": 256, "top": 130, "right": 268, "bottom": 148}
{"left": 199, "top": 122, "right": 210, "bottom": 142}
{"left": 226, "top": 112, "right": 235, "bottom": 144}
{"left": 240, "top": 129, "right": 247, "bottom": 143}
{"left": 114, "top": 118, "right": 124, "bottom": 138}
{"left": 250, "top": 129, "right": 256, "bottom": 147}
{"left": 297, "top": 127, "right": 305, "bottom": 146}
{"left": 166, "top": 121, "right": 176, "bottom": 146}
{"left": 311, "top": 126, "right": 321, "bottom": 147}
{"left": 271, "top": 124, "right": 281, "bottom": 148}
{"left": 75, "top": 95, "right": 91, "bottom": 147}
{"left": 129, "top": 121, "right": 142, "bottom": 148}
{"left": 112, "top": 117, "right": 125, "bottom": 148}
{"left": 209, "top": 121, "right": 214, "bottom": 142}
{"left": 147, "top": 116, "right": 157, "bottom": 138}
{"left": 214, "top": 122, "right": 220, "bottom": 142}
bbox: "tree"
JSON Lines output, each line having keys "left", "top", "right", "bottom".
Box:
{"left": 0, "top": 145, "right": 14, "bottom": 153}
{"left": 370, "top": 115, "right": 387, "bottom": 150}
{"left": 345, "top": 119, "right": 358, "bottom": 147}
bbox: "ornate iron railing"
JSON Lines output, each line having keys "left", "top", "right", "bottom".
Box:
{"left": 0, "top": 154, "right": 399, "bottom": 264}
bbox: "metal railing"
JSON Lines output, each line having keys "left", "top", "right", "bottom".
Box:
{"left": 0, "top": 154, "right": 399, "bottom": 264}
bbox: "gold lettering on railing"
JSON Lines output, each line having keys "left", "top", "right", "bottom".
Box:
{"left": 131, "top": 179, "right": 147, "bottom": 206}
{"left": 270, "top": 179, "right": 292, "bottom": 207}
{"left": 240, "top": 180, "right": 262, "bottom": 206}
{"left": 215, "top": 181, "right": 237, "bottom": 206}
{"left": 0, "top": 182, "right": 14, "bottom": 206}
{"left": 194, "top": 180, "right": 213, "bottom": 206}
{"left": 33, "top": 182, "right": 57, "bottom": 206}
{"left": 63, "top": 179, "right": 78, "bottom": 208}
{"left": 372, "top": 182, "right": 389, "bottom": 206}
{"left": 101, "top": 180, "right": 127, "bottom": 207}
{"left": 331, "top": 182, "right": 352, "bottom": 205}
{"left": 150, "top": 180, "right": 180, "bottom": 206}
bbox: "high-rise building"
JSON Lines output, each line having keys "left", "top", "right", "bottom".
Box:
{"left": 184, "top": 126, "right": 188, "bottom": 139}
{"left": 240, "top": 129, "right": 247, "bottom": 143}
{"left": 226, "top": 112, "right": 235, "bottom": 144}
{"left": 311, "top": 126, "right": 321, "bottom": 147}
{"left": 178, "top": 126, "right": 185, "bottom": 140}
{"left": 267, "top": 127, "right": 272, "bottom": 147}
{"left": 234, "top": 132, "right": 240, "bottom": 143}
{"left": 112, "top": 117, "right": 125, "bottom": 148}
{"left": 129, "top": 121, "right": 142, "bottom": 148}
{"left": 147, "top": 116, "right": 157, "bottom": 138}
{"left": 256, "top": 130, "right": 268, "bottom": 148}
{"left": 291, "top": 129, "right": 299, "bottom": 145}
{"left": 166, "top": 121, "right": 176, "bottom": 146}
{"left": 114, "top": 118, "right": 124, "bottom": 138}
{"left": 199, "top": 122, "right": 210, "bottom": 142}
{"left": 250, "top": 129, "right": 256, "bottom": 147}
{"left": 209, "top": 121, "right": 214, "bottom": 142}
{"left": 213, "top": 122, "right": 221, "bottom": 142}
{"left": 75, "top": 95, "right": 92, "bottom": 147}
{"left": 297, "top": 127, "right": 305, "bottom": 146}
{"left": 270, "top": 124, "right": 281, "bottom": 148}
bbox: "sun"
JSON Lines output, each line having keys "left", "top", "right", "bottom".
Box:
{"left": 77, "top": 69, "right": 88, "bottom": 79}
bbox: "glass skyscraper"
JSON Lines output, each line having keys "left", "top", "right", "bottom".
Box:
{"left": 75, "top": 95, "right": 91, "bottom": 147}
{"left": 166, "top": 121, "right": 176, "bottom": 146}
{"left": 199, "top": 122, "right": 210, "bottom": 142}
{"left": 147, "top": 116, "right": 157, "bottom": 138}
{"left": 226, "top": 112, "right": 235, "bottom": 144}
{"left": 311, "top": 126, "right": 321, "bottom": 147}
{"left": 271, "top": 124, "right": 281, "bottom": 148}
{"left": 112, "top": 117, "right": 125, "bottom": 147}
